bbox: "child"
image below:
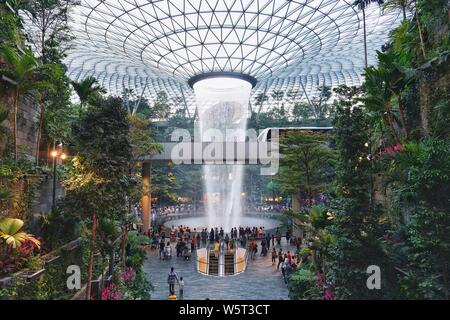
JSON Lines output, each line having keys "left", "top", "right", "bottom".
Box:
{"left": 271, "top": 248, "right": 277, "bottom": 265}
{"left": 179, "top": 277, "right": 185, "bottom": 300}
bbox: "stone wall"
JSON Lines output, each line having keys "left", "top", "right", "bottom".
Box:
{"left": 31, "top": 175, "right": 64, "bottom": 216}
{"left": 0, "top": 90, "right": 40, "bottom": 160}
{"left": 1, "top": 81, "right": 58, "bottom": 219}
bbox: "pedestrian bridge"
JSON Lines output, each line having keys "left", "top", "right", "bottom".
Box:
{"left": 140, "top": 127, "right": 332, "bottom": 164}
{"left": 141, "top": 142, "right": 278, "bottom": 165}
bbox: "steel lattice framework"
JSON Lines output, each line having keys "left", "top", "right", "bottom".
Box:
{"left": 31, "top": 0, "right": 402, "bottom": 114}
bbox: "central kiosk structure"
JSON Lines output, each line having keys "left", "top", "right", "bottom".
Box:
{"left": 197, "top": 245, "right": 248, "bottom": 277}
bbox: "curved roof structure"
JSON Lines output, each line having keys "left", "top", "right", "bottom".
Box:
{"left": 28, "top": 0, "right": 402, "bottom": 114}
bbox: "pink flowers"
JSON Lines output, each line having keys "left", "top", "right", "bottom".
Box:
{"left": 316, "top": 272, "right": 336, "bottom": 300}
{"left": 321, "top": 289, "right": 336, "bottom": 300}
{"left": 382, "top": 233, "right": 401, "bottom": 244}
{"left": 385, "top": 143, "right": 403, "bottom": 156}
{"left": 120, "top": 267, "right": 135, "bottom": 284}
{"left": 102, "top": 283, "right": 122, "bottom": 300}
{"left": 0, "top": 239, "right": 41, "bottom": 275}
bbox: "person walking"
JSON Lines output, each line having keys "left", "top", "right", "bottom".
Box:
{"left": 277, "top": 249, "right": 284, "bottom": 270}
{"left": 261, "top": 239, "right": 268, "bottom": 256}
{"left": 178, "top": 277, "right": 185, "bottom": 300}
{"left": 167, "top": 267, "right": 179, "bottom": 296}
{"left": 281, "top": 254, "right": 289, "bottom": 284}
{"left": 271, "top": 247, "right": 277, "bottom": 265}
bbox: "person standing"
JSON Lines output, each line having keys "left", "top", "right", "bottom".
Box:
{"left": 196, "top": 233, "right": 201, "bottom": 248}
{"left": 159, "top": 239, "right": 165, "bottom": 259}
{"left": 191, "top": 234, "right": 197, "bottom": 251}
{"left": 167, "top": 267, "right": 179, "bottom": 296}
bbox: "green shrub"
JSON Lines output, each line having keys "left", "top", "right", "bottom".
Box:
{"left": 288, "top": 267, "right": 319, "bottom": 300}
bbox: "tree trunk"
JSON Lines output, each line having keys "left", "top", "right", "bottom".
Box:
{"left": 35, "top": 101, "right": 45, "bottom": 165}
{"left": 397, "top": 95, "right": 409, "bottom": 140}
{"left": 86, "top": 210, "right": 97, "bottom": 300}
{"left": 13, "top": 90, "right": 19, "bottom": 161}
{"left": 363, "top": 8, "right": 368, "bottom": 69}
{"left": 120, "top": 229, "right": 128, "bottom": 271}
{"left": 387, "top": 110, "right": 402, "bottom": 145}
{"left": 419, "top": 78, "right": 430, "bottom": 138}
{"left": 414, "top": 4, "right": 426, "bottom": 59}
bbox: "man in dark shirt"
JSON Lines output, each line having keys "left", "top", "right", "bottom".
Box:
{"left": 159, "top": 239, "right": 165, "bottom": 259}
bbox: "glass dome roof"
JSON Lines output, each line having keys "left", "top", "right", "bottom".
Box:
{"left": 24, "top": 0, "right": 402, "bottom": 114}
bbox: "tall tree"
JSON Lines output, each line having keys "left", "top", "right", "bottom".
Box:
{"left": 277, "top": 131, "right": 334, "bottom": 206}
{"left": 64, "top": 97, "right": 132, "bottom": 299}
{"left": 327, "top": 103, "right": 384, "bottom": 299}
{"left": 151, "top": 91, "right": 171, "bottom": 119}
{"left": 311, "top": 85, "right": 333, "bottom": 122}
{"left": 0, "top": 47, "right": 50, "bottom": 160}
{"left": 382, "top": 0, "right": 412, "bottom": 21}
{"left": 71, "top": 76, "right": 106, "bottom": 114}
{"left": 353, "top": 0, "right": 385, "bottom": 68}
{"left": 20, "top": 0, "right": 79, "bottom": 63}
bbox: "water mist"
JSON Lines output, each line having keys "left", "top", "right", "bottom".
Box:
{"left": 193, "top": 77, "right": 252, "bottom": 232}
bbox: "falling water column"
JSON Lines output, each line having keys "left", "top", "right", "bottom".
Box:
{"left": 192, "top": 76, "right": 253, "bottom": 232}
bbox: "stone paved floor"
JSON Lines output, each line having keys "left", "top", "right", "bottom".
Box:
{"left": 143, "top": 238, "right": 295, "bottom": 300}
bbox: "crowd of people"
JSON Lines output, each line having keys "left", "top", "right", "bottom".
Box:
{"left": 144, "top": 203, "right": 291, "bottom": 219}
{"left": 139, "top": 223, "right": 304, "bottom": 299}
{"left": 245, "top": 204, "right": 290, "bottom": 213}
{"left": 151, "top": 204, "right": 197, "bottom": 217}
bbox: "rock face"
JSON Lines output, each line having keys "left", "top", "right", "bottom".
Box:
{"left": 0, "top": 87, "right": 40, "bottom": 160}
{"left": 0, "top": 84, "right": 63, "bottom": 219}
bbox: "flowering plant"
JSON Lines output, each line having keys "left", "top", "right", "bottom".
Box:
{"left": 316, "top": 272, "right": 336, "bottom": 300}
{"left": 0, "top": 239, "right": 40, "bottom": 275}
{"left": 120, "top": 267, "right": 135, "bottom": 285}
{"left": 102, "top": 283, "right": 122, "bottom": 300}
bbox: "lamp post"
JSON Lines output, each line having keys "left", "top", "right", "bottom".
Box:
{"left": 51, "top": 148, "right": 67, "bottom": 212}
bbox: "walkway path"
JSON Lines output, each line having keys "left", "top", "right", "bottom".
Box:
{"left": 143, "top": 238, "right": 295, "bottom": 300}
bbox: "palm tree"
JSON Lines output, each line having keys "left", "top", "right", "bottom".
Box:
{"left": 353, "top": 0, "right": 385, "bottom": 68}
{"left": 362, "top": 51, "right": 414, "bottom": 142}
{"left": 0, "top": 47, "right": 49, "bottom": 161}
{"left": 382, "top": 0, "right": 411, "bottom": 21}
{"left": 71, "top": 76, "right": 106, "bottom": 114}
{"left": 382, "top": 0, "right": 426, "bottom": 59}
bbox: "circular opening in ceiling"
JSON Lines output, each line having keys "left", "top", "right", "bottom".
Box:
{"left": 189, "top": 72, "right": 257, "bottom": 89}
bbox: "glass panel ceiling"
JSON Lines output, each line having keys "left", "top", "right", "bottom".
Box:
{"left": 22, "top": 0, "right": 402, "bottom": 114}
